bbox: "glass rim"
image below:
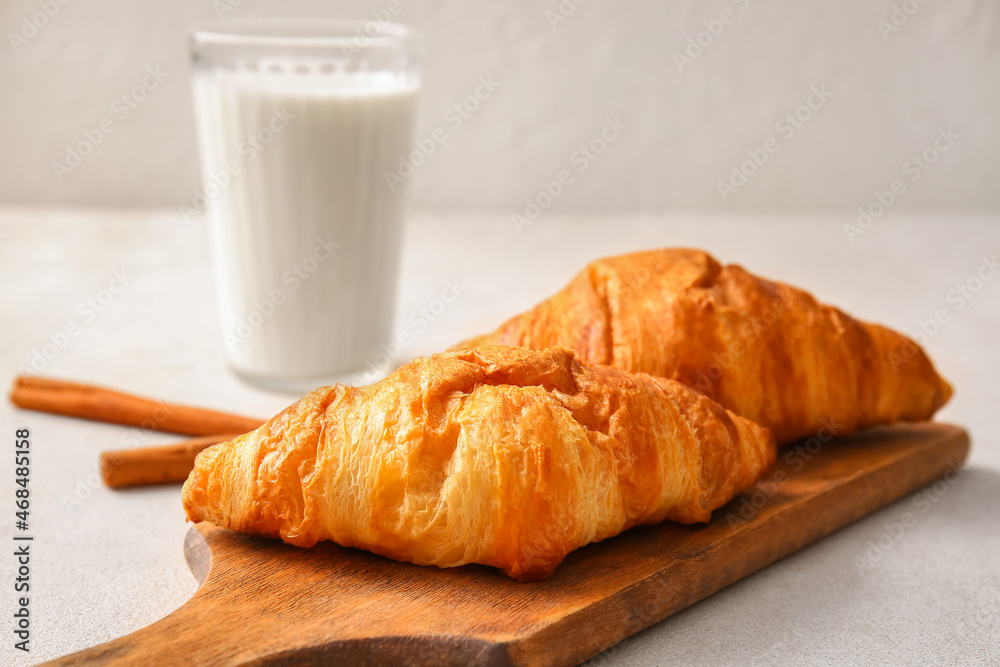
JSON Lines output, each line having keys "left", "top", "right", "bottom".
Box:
{"left": 189, "top": 18, "right": 416, "bottom": 49}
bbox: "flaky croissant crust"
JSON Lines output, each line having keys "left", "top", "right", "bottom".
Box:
{"left": 182, "top": 346, "right": 775, "bottom": 580}
{"left": 459, "top": 249, "right": 953, "bottom": 444}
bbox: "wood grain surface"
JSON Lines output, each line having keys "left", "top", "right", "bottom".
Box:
{"left": 46, "top": 422, "right": 970, "bottom": 667}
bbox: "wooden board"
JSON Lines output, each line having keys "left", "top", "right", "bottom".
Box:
{"left": 47, "top": 422, "right": 969, "bottom": 667}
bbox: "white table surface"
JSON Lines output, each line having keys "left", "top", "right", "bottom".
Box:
{"left": 0, "top": 208, "right": 997, "bottom": 666}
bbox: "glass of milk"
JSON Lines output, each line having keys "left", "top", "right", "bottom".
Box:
{"left": 189, "top": 19, "right": 419, "bottom": 393}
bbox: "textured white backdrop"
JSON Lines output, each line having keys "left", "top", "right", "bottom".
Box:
{"left": 1, "top": 0, "right": 998, "bottom": 212}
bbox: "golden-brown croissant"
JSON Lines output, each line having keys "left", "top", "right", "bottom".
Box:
{"left": 458, "top": 249, "right": 952, "bottom": 444}
{"left": 182, "top": 346, "right": 775, "bottom": 581}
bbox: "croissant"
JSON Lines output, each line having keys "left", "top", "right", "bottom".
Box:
{"left": 458, "top": 249, "right": 952, "bottom": 445}
{"left": 182, "top": 346, "right": 775, "bottom": 581}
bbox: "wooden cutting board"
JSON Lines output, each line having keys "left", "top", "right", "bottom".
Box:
{"left": 47, "top": 422, "right": 969, "bottom": 667}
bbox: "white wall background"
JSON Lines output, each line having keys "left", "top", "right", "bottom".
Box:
{"left": 1, "top": 0, "right": 998, "bottom": 212}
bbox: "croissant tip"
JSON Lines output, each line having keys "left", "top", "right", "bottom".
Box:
{"left": 938, "top": 376, "right": 955, "bottom": 409}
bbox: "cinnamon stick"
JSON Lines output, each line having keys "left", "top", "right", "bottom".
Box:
{"left": 101, "top": 434, "right": 240, "bottom": 488}
{"left": 10, "top": 376, "right": 264, "bottom": 436}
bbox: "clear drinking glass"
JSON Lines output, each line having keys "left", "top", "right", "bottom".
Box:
{"left": 188, "top": 19, "right": 419, "bottom": 392}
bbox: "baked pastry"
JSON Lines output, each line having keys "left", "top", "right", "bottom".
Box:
{"left": 458, "top": 249, "right": 952, "bottom": 444}
{"left": 182, "top": 346, "right": 775, "bottom": 581}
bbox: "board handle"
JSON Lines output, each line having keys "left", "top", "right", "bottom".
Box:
{"left": 40, "top": 527, "right": 510, "bottom": 666}
{"left": 40, "top": 529, "right": 219, "bottom": 666}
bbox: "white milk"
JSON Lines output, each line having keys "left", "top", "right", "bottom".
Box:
{"left": 191, "top": 61, "right": 418, "bottom": 390}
